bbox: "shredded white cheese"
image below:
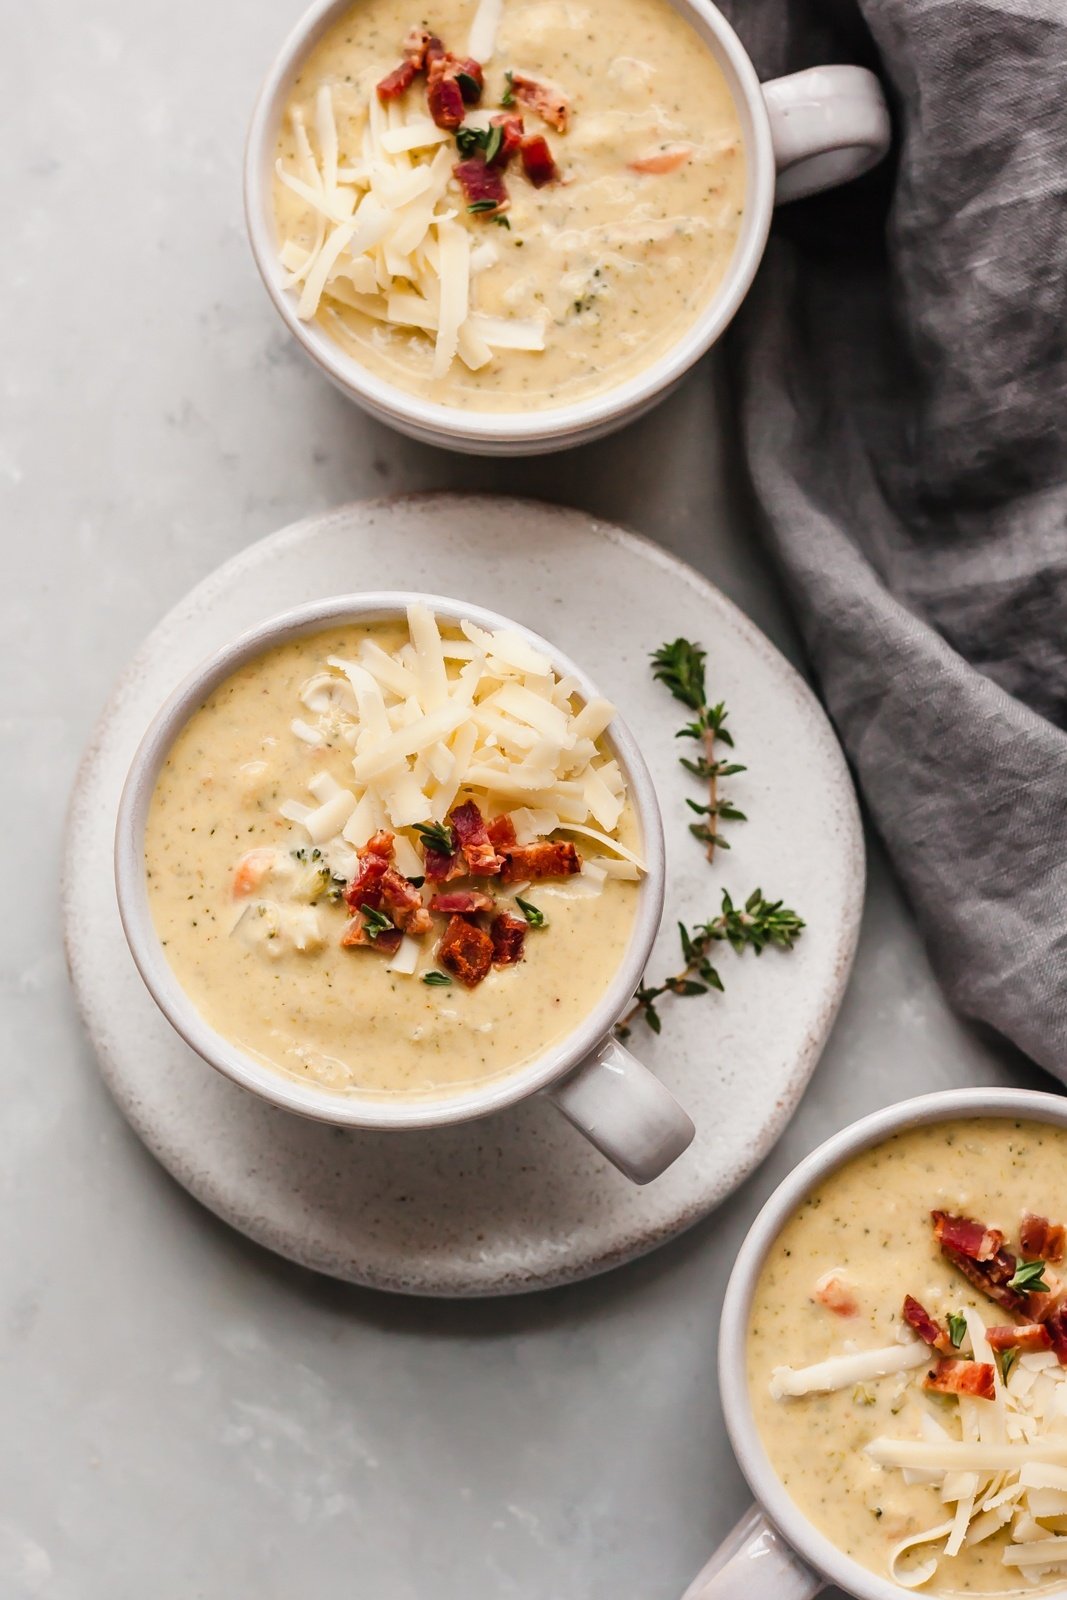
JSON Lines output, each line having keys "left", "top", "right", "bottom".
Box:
{"left": 274, "top": 81, "right": 544, "bottom": 375}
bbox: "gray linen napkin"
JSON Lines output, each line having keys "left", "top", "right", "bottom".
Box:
{"left": 715, "top": 0, "right": 1067, "bottom": 1075}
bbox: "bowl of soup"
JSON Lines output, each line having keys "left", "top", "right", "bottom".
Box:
{"left": 114, "top": 592, "right": 696, "bottom": 1184}
{"left": 244, "top": 0, "right": 890, "bottom": 452}
{"left": 683, "top": 1089, "right": 1067, "bottom": 1600}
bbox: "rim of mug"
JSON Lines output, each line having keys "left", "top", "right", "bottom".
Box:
{"left": 113, "top": 591, "right": 667, "bottom": 1130}
{"left": 717, "top": 1086, "right": 1067, "bottom": 1600}
{"left": 242, "top": 0, "right": 777, "bottom": 448}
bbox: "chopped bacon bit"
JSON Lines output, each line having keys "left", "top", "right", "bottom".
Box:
{"left": 232, "top": 848, "right": 278, "bottom": 897}
{"left": 379, "top": 867, "right": 432, "bottom": 936}
{"left": 438, "top": 914, "right": 494, "bottom": 987}
{"left": 510, "top": 71, "right": 569, "bottom": 132}
{"left": 487, "top": 813, "right": 518, "bottom": 850}
{"left": 520, "top": 133, "right": 558, "bottom": 187}
{"left": 1045, "top": 1308, "right": 1067, "bottom": 1365}
{"left": 1029, "top": 1277, "right": 1064, "bottom": 1324}
{"left": 628, "top": 143, "right": 694, "bottom": 175}
{"left": 450, "top": 801, "right": 505, "bottom": 875}
{"left": 490, "top": 114, "right": 525, "bottom": 167}
{"left": 340, "top": 914, "right": 402, "bottom": 954}
{"left": 455, "top": 57, "right": 484, "bottom": 102}
{"left": 932, "top": 1211, "right": 1005, "bottom": 1263}
{"left": 453, "top": 156, "right": 509, "bottom": 214}
{"left": 402, "top": 25, "right": 437, "bottom": 68}
{"left": 903, "top": 1295, "right": 949, "bottom": 1351}
{"left": 490, "top": 912, "right": 526, "bottom": 966}
{"left": 924, "top": 1359, "right": 996, "bottom": 1401}
{"left": 500, "top": 839, "right": 580, "bottom": 881}
{"left": 429, "top": 890, "right": 496, "bottom": 915}
{"left": 424, "top": 843, "right": 464, "bottom": 883}
{"left": 427, "top": 55, "right": 466, "bottom": 129}
{"left": 1022, "top": 1213, "right": 1067, "bottom": 1263}
{"left": 812, "top": 1270, "right": 858, "bottom": 1318}
{"left": 423, "top": 34, "right": 446, "bottom": 68}
{"left": 343, "top": 851, "right": 390, "bottom": 910}
{"left": 377, "top": 58, "right": 418, "bottom": 101}
{"left": 939, "top": 1243, "right": 1029, "bottom": 1317}
{"left": 986, "top": 1323, "right": 1053, "bottom": 1353}
{"left": 361, "top": 830, "right": 395, "bottom": 860}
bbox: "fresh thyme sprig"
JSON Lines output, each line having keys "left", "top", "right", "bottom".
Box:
{"left": 651, "top": 639, "right": 746, "bottom": 861}
{"left": 617, "top": 889, "right": 805, "bottom": 1038}
{"left": 514, "top": 895, "right": 546, "bottom": 928}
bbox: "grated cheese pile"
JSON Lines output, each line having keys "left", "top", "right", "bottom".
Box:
{"left": 275, "top": 74, "right": 546, "bottom": 377}
{"left": 245, "top": 605, "right": 643, "bottom": 965}
{"left": 772, "top": 1309, "right": 1067, "bottom": 1590}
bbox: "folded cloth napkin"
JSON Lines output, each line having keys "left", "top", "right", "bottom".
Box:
{"left": 717, "top": 0, "right": 1067, "bottom": 1076}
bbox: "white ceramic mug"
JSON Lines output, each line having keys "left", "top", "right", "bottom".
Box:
{"left": 114, "top": 592, "right": 695, "bottom": 1186}
{"left": 683, "top": 1087, "right": 1067, "bottom": 1600}
{"left": 244, "top": 0, "right": 891, "bottom": 455}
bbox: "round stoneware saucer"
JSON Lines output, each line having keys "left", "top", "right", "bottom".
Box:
{"left": 63, "top": 495, "right": 864, "bottom": 1297}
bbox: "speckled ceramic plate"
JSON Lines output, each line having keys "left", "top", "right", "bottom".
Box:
{"left": 63, "top": 495, "right": 864, "bottom": 1297}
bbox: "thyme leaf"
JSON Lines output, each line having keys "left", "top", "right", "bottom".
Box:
{"left": 413, "top": 820, "right": 455, "bottom": 855}
{"left": 946, "top": 1311, "right": 968, "bottom": 1350}
{"left": 1009, "top": 1259, "right": 1051, "bottom": 1295}
{"left": 422, "top": 970, "right": 452, "bottom": 987}
{"left": 360, "top": 903, "right": 396, "bottom": 942}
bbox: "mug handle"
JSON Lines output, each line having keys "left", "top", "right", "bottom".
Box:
{"left": 681, "top": 1506, "right": 824, "bottom": 1599}
{"left": 547, "top": 1035, "right": 695, "bottom": 1185}
{"left": 762, "top": 64, "right": 891, "bottom": 204}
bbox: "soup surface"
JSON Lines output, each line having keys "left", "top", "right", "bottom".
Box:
{"left": 145, "top": 618, "right": 641, "bottom": 1098}
{"left": 271, "top": 0, "right": 745, "bottom": 410}
{"left": 748, "top": 1119, "right": 1067, "bottom": 1596}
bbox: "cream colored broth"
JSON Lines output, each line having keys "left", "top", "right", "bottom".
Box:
{"left": 747, "top": 1120, "right": 1067, "bottom": 1595}
{"left": 273, "top": 0, "right": 745, "bottom": 410}
{"left": 145, "top": 625, "right": 640, "bottom": 1098}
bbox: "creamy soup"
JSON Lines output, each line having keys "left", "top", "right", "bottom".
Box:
{"left": 271, "top": 0, "right": 745, "bottom": 410}
{"left": 748, "top": 1120, "right": 1067, "bottom": 1596}
{"left": 145, "top": 613, "right": 642, "bottom": 1098}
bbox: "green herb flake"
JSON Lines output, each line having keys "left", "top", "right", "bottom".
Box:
{"left": 500, "top": 69, "right": 515, "bottom": 107}
{"left": 413, "top": 820, "right": 454, "bottom": 855}
{"left": 515, "top": 895, "right": 546, "bottom": 929}
{"left": 422, "top": 970, "right": 452, "bottom": 987}
{"left": 946, "top": 1311, "right": 968, "bottom": 1349}
{"left": 1009, "top": 1259, "right": 1051, "bottom": 1295}
{"left": 360, "top": 904, "right": 396, "bottom": 942}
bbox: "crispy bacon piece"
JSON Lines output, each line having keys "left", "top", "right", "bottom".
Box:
{"left": 932, "top": 1211, "right": 1005, "bottom": 1263}
{"left": 340, "top": 914, "right": 402, "bottom": 954}
{"left": 490, "top": 113, "right": 525, "bottom": 167}
{"left": 450, "top": 801, "right": 505, "bottom": 875}
{"left": 500, "top": 839, "right": 581, "bottom": 882}
{"left": 487, "top": 813, "right": 517, "bottom": 850}
{"left": 343, "top": 850, "right": 390, "bottom": 910}
{"left": 812, "top": 1270, "right": 858, "bottom": 1317}
{"left": 455, "top": 57, "right": 484, "bottom": 102}
{"left": 453, "top": 156, "right": 509, "bottom": 214}
{"left": 1045, "top": 1308, "right": 1067, "bottom": 1365}
{"left": 379, "top": 867, "right": 432, "bottom": 936}
{"left": 361, "top": 830, "right": 395, "bottom": 860}
{"left": 939, "top": 1242, "right": 1029, "bottom": 1318}
{"left": 377, "top": 59, "right": 418, "bottom": 100}
{"left": 986, "top": 1323, "right": 1053, "bottom": 1353}
{"left": 427, "top": 55, "right": 466, "bottom": 129}
{"left": 429, "top": 890, "right": 495, "bottom": 914}
{"left": 520, "top": 133, "right": 558, "bottom": 187}
{"left": 438, "top": 915, "right": 494, "bottom": 987}
{"left": 903, "top": 1295, "right": 949, "bottom": 1351}
{"left": 490, "top": 912, "right": 526, "bottom": 966}
{"left": 402, "top": 25, "right": 437, "bottom": 68}
{"left": 510, "top": 71, "right": 569, "bottom": 132}
{"left": 424, "top": 845, "right": 464, "bottom": 882}
{"left": 628, "top": 143, "right": 694, "bottom": 175}
{"left": 1022, "top": 1213, "right": 1067, "bottom": 1263}
{"left": 924, "top": 1359, "right": 996, "bottom": 1401}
